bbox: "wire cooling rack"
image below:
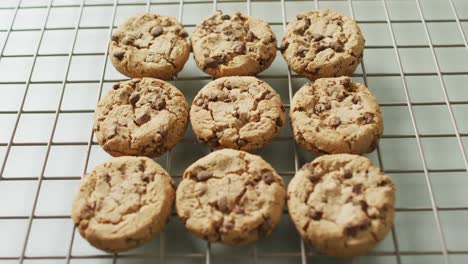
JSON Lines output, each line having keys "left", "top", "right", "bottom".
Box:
{"left": 0, "top": 0, "right": 467, "bottom": 263}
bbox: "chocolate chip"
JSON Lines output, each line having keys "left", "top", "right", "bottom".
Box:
{"left": 209, "top": 136, "right": 220, "bottom": 147}
{"left": 111, "top": 32, "right": 119, "bottom": 41}
{"left": 204, "top": 57, "right": 220, "bottom": 68}
{"left": 341, "top": 78, "right": 351, "bottom": 88}
{"left": 103, "top": 173, "right": 111, "bottom": 182}
{"left": 247, "top": 31, "right": 255, "bottom": 41}
{"left": 112, "top": 83, "right": 120, "bottom": 90}
{"left": 113, "top": 50, "right": 125, "bottom": 60}
{"left": 195, "top": 98, "right": 205, "bottom": 107}
{"left": 296, "top": 14, "right": 305, "bottom": 20}
{"left": 295, "top": 46, "right": 308, "bottom": 58}
{"left": 208, "top": 93, "right": 218, "bottom": 101}
{"left": 273, "top": 117, "right": 283, "bottom": 127}
{"left": 152, "top": 98, "right": 166, "bottom": 110}
{"left": 141, "top": 173, "right": 153, "bottom": 183}
{"left": 353, "top": 184, "right": 363, "bottom": 194}
{"left": 310, "top": 33, "right": 324, "bottom": 41}
{"left": 122, "top": 36, "right": 135, "bottom": 45}
{"left": 279, "top": 40, "right": 289, "bottom": 52}
{"left": 217, "top": 196, "right": 229, "bottom": 212}
{"left": 329, "top": 116, "right": 341, "bottom": 128}
{"left": 308, "top": 209, "right": 323, "bottom": 220}
{"left": 132, "top": 78, "right": 141, "bottom": 84}
{"left": 344, "top": 172, "right": 352, "bottom": 179}
{"left": 179, "top": 29, "right": 188, "bottom": 38}
{"left": 224, "top": 30, "right": 232, "bottom": 36}
{"left": 237, "top": 139, "right": 247, "bottom": 147}
{"left": 129, "top": 93, "right": 140, "bottom": 106}
{"left": 330, "top": 42, "right": 344, "bottom": 52}
{"left": 196, "top": 170, "right": 212, "bottom": 181}
{"left": 378, "top": 179, "right": 391, "bottom": 187}
{"left": 150, "top": 26, "right": 163, "bottom": 37}
{"left": 263, "top": 172, "right": 275, "bottom": 185}
{"left": 352, "top": 95, "right": 360, "bottom": 104}
{"left": 313, "top": 42, "right": 327, "bottom": 52}
{"left": 363, "top": 112, "right": 374, "bottom": 124}
{"left": 360, "top": 201, "right": 368, "bottom": 212}
{"left": 135, "top": 113, "right": 151, "bottom": 126}
{"left": 221, "top": 14, "right": 230, "bottom": 20}
{"left": 308, "top": 175, "right": 320, "bottom": 183}
{"left": 233, "top": 43, "right": 245, "bottom": 53}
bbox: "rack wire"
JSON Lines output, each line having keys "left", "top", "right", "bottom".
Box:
{"left": 0, "top": 0, "right": 467, "bottom": 263}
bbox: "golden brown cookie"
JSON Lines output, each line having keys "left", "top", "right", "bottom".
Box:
{"left": 71, "top": 156, "right": 175, "bottom": 253}
{"left": 191, "top": 11, "right": 277, "bottom": 77}
{"left": 110, "top": 13, "right": 190, "bottom": 80}
{"left": 94, "top": 78, "right": 189, "bottom": 157}
{"left": 287, "top": 154, "right": 395, "bottom": 257}
{"left": 281, "top": 9, "right": 364, "bottom": 80}
{"left": 176, "top": 149, "right": 286, "bottom": 245}
{"left": 190, "top": 76, "right": 285, "bottom": 151}
{"left": 290, "top": 76, "right": 383, "bottom": 155}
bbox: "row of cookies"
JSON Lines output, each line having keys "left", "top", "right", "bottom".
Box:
{"left": 110, "top": 10, "right": 363, "bottom": 81}
{"left": 72, "top": 149, "right": 394, "bottom": 257}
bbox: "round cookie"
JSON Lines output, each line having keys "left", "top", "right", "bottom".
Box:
{"left": 290, "top": 76, "right": 383, "bottom": 155}
{"left": 287, "top": 154, "right": 395, "bottom": 257}
{"left": 71, "top": 156, "right": 175, "bottom": 253}
{"left": 190, "top": 76, "right": 285, "bottom": 151}
{"left": 281, "top": 9, "right": 364, "bottom": 80}
{"left": 176, "top": 149, "right": 286, "bottom": 245}
{"left": 110, "top": 13, "right": 190, "bottom": 80}
{"left": 94, "top": 77, "right": 189, "bottom": 157}
{"left": 191, "top": 11, "right": 277, "bottom": 78}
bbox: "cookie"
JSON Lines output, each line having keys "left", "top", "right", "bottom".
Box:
{"left": 71, "top": 156, "right": 175, "bottom": 253}
{"left": 281, "top": 9, "right": 364, "bottom": 80}
{"left": 176, "top": 149, "right": 286, "bottom": 245}
{"left": 190, "top": 76, "right": 285, "bottom": 151}
{"left": 191, "top": 11, "right": 277, "bottom": 78}
{"left": 290, "top": 76, "right": 383, "bottom": 155}
{"left": 110, "top": 13, "right": 190, "bottom": 80}
{"left": 287, "top": 154, "right": 395, "bottom": 257}
{"left": 94, "top": 77, "right": 189, "bottom": 157}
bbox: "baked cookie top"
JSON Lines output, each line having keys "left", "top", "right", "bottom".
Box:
{"left": 290, "top": 76, "right": 383, "bottom": 155}
{"left": 94, "top": 78, "right": 189, "bottom": 157}
{"left": 72, "top": 156, "right": 175, "bottom": 252}
{"left": 190, "top": 76, "right": 285, "bottom": 151}
{"left": 281, "top": 9, "right": 364, "bottom": 80}
{"left": 191, "top": 11, "right": 277, "bottom": 77}
{"left": 110, "top": 13, "right": 190, "bottom": 80}
{"left": 287, "top": 154, "right": 395, "bottom": 257}
{"left": 176, "top": 149, "right": 286, "bottom": 245}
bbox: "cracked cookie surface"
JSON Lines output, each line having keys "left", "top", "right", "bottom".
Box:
{"left": 176, "top": 149, "right": 286, "bottom": 245}
{"left": 281, "top": 9, "right": 364, "bottom": 80}
{"left": 71, "top": 156, "right": 175, "bottom": 253}
{"left": 287, "top": 154, "right": 395, "bottom": 257}
{"left": 94, "top": 77, "right": 189, "bottom": 157}
{"left": 110, "top": 13, "right": 190, "bottom": 80}
{"left": 191, "top": 11, "right": 277, "bottom": 77}
{"left": 290, "top": 76, "right": 383, "bottom": 155}
{"left": 190, "top": 76, "right": 285, "bottom": 151}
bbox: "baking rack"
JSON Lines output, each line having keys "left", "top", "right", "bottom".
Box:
{"left": 0, "top": 0, "right": 467, "bottom": 263}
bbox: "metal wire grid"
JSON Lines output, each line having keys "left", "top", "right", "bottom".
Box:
{"left": 0, "top": 0, "right": 467, "bottom": 263}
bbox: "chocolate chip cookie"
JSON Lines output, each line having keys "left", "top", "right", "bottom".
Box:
{"left": 287, "top": 154, "right": 395, "bottom": 257}
{"left": 176, "top": 149, "right": 286, "bottom": 245}
{"left": 190, "top": 76, "right": 285, "bottom": 151}
{"left": 290, "top": 77, "right": 383, "bottom": 155}
{"left": 281, "top": 10, "right": 364, "bottom": 80}
{"left": 71, "top": 156, "right": 175, "bottom": 253}
{"left": 110, "top": 14, "right": 190, "bottom": 80}
{"left": 191, "top": 11, "right": 277, "bottom": 78}
{"left": 94, "top": 78, "right": 189, "bottom": 157}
